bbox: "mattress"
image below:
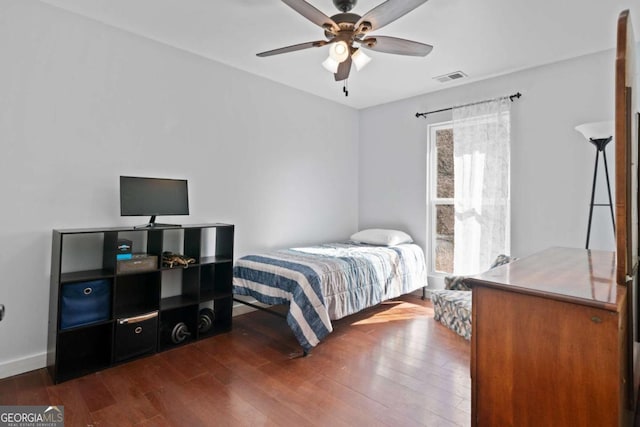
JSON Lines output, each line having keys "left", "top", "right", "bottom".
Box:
{"left": 233, "top": 242, "right": 428, "bottom": 351}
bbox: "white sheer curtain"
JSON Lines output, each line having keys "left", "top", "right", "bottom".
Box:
{"left": 452, "top": 97, "right": 511, "bottom": 275}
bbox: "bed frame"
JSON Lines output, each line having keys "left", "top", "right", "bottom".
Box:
{"left": 233, "top": 285, "right": 428, "bottom": 357}
{"left": 232, "top": 242, "right": 429, "bottom": 356}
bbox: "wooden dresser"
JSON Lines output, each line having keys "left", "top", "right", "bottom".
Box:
{"left": 468, "top": 247, "right": 632, "bottom": 426}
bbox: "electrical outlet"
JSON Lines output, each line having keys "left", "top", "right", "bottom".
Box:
{"left": 0, "top": 304, "right": 4, "bottom": 322}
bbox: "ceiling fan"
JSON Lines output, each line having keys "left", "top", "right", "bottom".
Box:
{"left": 257, "top": 0, "right": 433, "bottom": 84}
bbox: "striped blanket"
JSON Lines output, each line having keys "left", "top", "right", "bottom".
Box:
{"left": 233, "top": 242, "right": 427, "bottom": 351}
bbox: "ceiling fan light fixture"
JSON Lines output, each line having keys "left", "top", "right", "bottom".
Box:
{"left": 352, "top": 49, "right": 371, "bottom": 71}
{"left": 258, "top": 0, "right": 433, "bottom": 94}
{"left": 329, "top": 41, "right": 350, "bottom": 63}
{"left": 322, "top": 56, "right": 340, "bottom": 73}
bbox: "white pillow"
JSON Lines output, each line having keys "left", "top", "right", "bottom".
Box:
{"left": 350, "top": 229, "right": 413, "bottom": 246}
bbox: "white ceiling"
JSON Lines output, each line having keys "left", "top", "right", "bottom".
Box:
{"left": 39, "top": 0, "right": 639, "bottom": 109}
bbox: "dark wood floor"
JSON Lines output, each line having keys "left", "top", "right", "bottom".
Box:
{"left": 0, "top": 294, "right": 472, "bottom": 426}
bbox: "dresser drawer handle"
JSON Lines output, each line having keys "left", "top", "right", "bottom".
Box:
{"left": 134, "top": 326, "right": 143, "bottom": 334}
{"left": 591, "top": 316, "right": 602, "bottom": 323}
{"left": 83, "top": 287, "right": 92, "bottom": 295}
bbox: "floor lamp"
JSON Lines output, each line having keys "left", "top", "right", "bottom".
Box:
{"left": 575, "top": 121, "right": 615, "bottom": 249}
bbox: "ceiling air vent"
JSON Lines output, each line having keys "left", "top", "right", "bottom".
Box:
{"left": 433, "top": 71, "right": 468, "bottom": 83}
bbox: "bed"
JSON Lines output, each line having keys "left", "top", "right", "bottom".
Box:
{"left": 232, "top": 234, "right": 428, "bottom": 353}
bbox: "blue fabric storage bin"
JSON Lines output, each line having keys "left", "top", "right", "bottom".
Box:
{"left": 60, "top": 279, "right": 111, "bottom": 330}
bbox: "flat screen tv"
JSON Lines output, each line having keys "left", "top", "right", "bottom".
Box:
{"left": 120, "top": 176, "right": 189, "bottom": 228}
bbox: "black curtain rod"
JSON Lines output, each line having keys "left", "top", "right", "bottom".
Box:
{"left": 415, "top": 92, "right": 522, "bottom": 119}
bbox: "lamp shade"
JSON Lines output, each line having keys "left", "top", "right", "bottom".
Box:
{"left": 352, "top": 49, "right": 372, "bottom": 71}
{"left": 322, "top": 56, "right": 339, "bottom": 73}
{"left": 575, "top": 121, "right": 614, "bottom": 140}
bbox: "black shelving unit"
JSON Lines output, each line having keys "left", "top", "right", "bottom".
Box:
{"left": 47, "top": 223, "right": 234, "bottom": 383}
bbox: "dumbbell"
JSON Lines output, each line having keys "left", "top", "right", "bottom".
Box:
{"left": 198, "top": 308, "right": 215, "bottom": 334}
{"left": 170, "top": 322, "right": 191, "bottom": 344}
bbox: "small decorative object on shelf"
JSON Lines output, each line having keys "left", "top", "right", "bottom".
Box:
{"left": 162, "top": 251, "right": 196, "bottom": 269}
{"left": 116, "top": 238, "right": 133, "bottom": 260}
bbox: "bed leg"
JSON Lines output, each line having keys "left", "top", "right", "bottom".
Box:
{"left": 288, "top": 348, "right": 311, "bottom": 359}
{"left": 422, "top": 286, "right": 427, "bottom": 300}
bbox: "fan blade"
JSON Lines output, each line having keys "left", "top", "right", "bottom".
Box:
{"left": 281, "top": 0, "right": 341, "bottom": 33}
{"left": 356, "top": 0, "right": 429, "bottom": 33}
{"left": 257, "top": 40, "right": 328, "bottom": 57}
{"left": 334, "top": 56, "right": 352, "bottom": 81}
{"left": 361, "top": 36, "right": 432, "bottom": 56}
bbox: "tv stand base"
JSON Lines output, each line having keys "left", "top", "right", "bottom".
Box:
{"left": 134, "top": 223, "right": 181, "bottom": 229}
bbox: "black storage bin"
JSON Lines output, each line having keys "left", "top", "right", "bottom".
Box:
{"left": 114, "top": 311, "right": 158, "bottom": 362}
{"left": 60, "top": 279, "right": 111, "bottom": 330}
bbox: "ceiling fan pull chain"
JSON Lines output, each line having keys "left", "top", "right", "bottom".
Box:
{"left": 343, "top": 80, "right": 349, "bottom": 97}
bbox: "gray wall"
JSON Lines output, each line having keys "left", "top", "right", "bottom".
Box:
{"left": 359, "top": 49, "right": 618, "bottom": 279}
{"left": 0, "top": 1, "right": 358, "bottom": 377}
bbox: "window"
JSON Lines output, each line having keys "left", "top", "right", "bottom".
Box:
{"left": 427, "top": 98, "right": 511, "bottom": 278}
{"left": 428, "top": 122, "right": 454, "bottom": 274}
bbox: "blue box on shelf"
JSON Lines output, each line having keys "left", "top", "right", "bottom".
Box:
{"left": 60, "top": 279, "right": 111, "bottom": 330}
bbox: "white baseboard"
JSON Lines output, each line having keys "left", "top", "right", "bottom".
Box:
{"left": 232, "top": 295, "right": 267, "bottom": 317}
{"left": 0, "top": 301, "right": 262, "bottom": 380}
{"left": 1, "top": 291, "right": 430, "bottom": 380}
{"left": 0, "top": 352, "right": 47, "bottom": 380}
{"left": 233, "top": 302, "right": 258, "bottom": 316}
